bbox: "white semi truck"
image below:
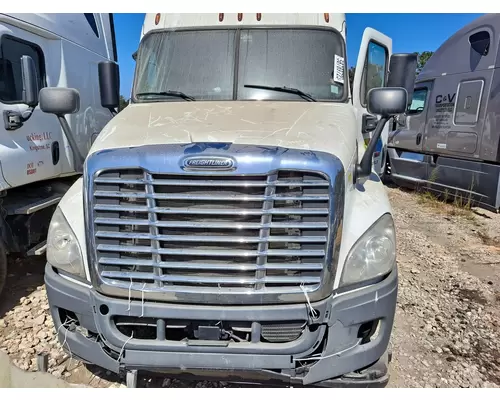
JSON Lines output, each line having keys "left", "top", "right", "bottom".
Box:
{"left": 0, "top": 13, "right": 118, "bottom": 295}
{"left": 41, "top": 13, "right": 417, "bottom": 387}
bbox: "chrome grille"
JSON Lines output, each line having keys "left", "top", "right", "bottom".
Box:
{"left": 92, "top": 169, "right": 331, "bottom": 293}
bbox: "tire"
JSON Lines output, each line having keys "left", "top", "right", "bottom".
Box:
{"left": 0, "top": 240, "right": 7, "bottom": 297}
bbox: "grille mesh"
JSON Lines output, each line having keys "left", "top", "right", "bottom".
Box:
{"left": 91, "top": 168, "right": 331, "bottom": 294}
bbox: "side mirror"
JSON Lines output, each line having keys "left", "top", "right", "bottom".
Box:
{"left": 98, "top": 61, "right": 120, "bottom": 114}
{"left": 386, "top": 53, "right": 418, "bottom": 106}
{"left": 40, "top": 87, "right": 80, "bottom": 116}
{"left": 356, "top": 87, "right": 408, "bottom": 180}
{"left": 20, "top": 55, "right": 39, "bottom": 107}
{"left": 39, "top": 87, "right": 84, "bottom": 173}
{"left": 367, "top": 87, "right": 408, "bottom": 117}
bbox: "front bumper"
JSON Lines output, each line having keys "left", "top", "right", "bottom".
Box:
{"left": 45, "top": 264, "right": 397, "bottom": 387}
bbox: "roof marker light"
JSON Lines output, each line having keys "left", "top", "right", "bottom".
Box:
{"left": 324, "top": 13, "right": 330, "bottom": 23}
{"left": 238, "top": 13, "right": 243, "bottom": 22}
{"left": 219, "top": 13, "right": 224, "bottom": 22}
{"left": 256, "top": 13, "right": 262, "bottom": 21}
{"left": 155, "top": 13, "right": 160, "bottom": 25}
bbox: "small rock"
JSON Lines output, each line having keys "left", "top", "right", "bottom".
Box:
{"left": 52, "top": 370, "right": 63, "bottom": 378}
{"left": 422, "top": 360, "right": 430, "bottom": 368}
{"left": 411, "top": 269, "right": 421, "bottom": 275}
{"left": 0, "top": 319, "right": 6, "bottom": 328}
{"left": 33, "top": 314, "right": 46, "bottom": 326}
{"left": 36, "top": 330, "right": 48, "bottom": 340}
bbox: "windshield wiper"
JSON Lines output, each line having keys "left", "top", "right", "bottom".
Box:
{"left": 136, "top": 90, "right": 196, "bottom": 101}
{"left": 244, "top": 84, "right": 316, "bottom": 102}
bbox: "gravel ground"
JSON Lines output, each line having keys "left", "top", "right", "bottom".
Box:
{"left": 0, "top": 186, "right": 499, "bottom": 388}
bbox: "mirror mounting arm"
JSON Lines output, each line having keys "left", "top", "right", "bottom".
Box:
{"left": 56, "top": 115, "right": 85, "bottom": 173}
{"left": 356, "top": 115, "right": 389, "bottom": 180}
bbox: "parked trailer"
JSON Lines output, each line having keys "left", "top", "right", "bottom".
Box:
{"left": 0, "top": 13, "right": 118, "bottom": 295}
{"left": 386, "top": 13, "right": 500, "bottom": 212}
{"left": 40, "top": 13, "right": 417, "bottom": 387}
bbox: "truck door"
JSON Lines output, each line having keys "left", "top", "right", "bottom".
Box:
{"left": 0, "top": 25, "right": 63, "bottom": 188}
{"left": 392, "top": 80, "right": 433, "bottom": 153}
{"left": 385, "top": 81, "right": 433, "bottom": 181}
{"left": 352, "top": 27, "right": 392, "bottom": 176}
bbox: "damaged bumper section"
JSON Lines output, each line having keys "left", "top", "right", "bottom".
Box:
{"left": 45, "top": 264, "right": 397, "bottom": 387}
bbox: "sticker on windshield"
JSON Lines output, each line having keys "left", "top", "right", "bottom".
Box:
{"left": 333, "top": 55, "right": 345, "bottom": 84}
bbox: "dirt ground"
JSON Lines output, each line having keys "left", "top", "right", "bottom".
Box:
{"left": 0, "top": 186, "right": 499, "bottom": 388}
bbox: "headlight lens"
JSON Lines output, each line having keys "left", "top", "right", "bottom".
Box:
{"left": 340, "top": 213, "right": 396, "bottom": 287}
{"left": 47, "top": 207, "right": 86, "bottom": 279}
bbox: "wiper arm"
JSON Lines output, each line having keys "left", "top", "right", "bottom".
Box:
{"left": 136, "top": 90, "right": 196, "bottom": 101}
{"left": 244, "top": 84, "right": 316, "bottom": 102}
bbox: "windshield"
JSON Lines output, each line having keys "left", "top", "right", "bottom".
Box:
{"left": 134, "top": 28, "right": 346, "bottom": 102}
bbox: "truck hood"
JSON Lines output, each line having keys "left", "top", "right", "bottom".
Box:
{"left": 91, "top": 101, "right": 358, "bottom": 168}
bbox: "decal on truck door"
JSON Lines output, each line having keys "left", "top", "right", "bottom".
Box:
{"left": 431, "top": 93, "right": 456, "bottom": 130}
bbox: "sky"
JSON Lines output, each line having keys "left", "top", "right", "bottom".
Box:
{"left": 113, "top": 13, "right": 485, "bottom": 97}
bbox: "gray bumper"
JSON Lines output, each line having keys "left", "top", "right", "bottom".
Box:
{"left": 45, "top": 264, "right": 397, "bottom": 386}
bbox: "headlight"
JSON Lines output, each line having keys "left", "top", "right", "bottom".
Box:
{"left": 340, "top": 213, "right": 396, "bottom": 287}
{"left": 47, "top": 207, "right": 86, "bottom": 280}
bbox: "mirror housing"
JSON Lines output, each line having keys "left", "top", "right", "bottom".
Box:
{"left": 386, "top": 53, "right": 418, "bottom": 106}
{"left": 98, "top": 61, "right": 120, "bottom": 113}
{"left": 39, "top": 87, "right": 84, "bottom": 173}
{"left": 21, "top": 55, "right": 39, "bottom": 107}
{"left": 367, "top": 87, "right": 408, "bottom": 117}
{"left": 40, "top": 87, "right": 80, "bottom": 116}
{"left": 356, "top": 87, "right": 409, "bottom": 180}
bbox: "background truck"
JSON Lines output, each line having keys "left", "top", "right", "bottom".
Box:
{"left": 386, "top": 13, "right": 500, "bottom": 212}
{"left": 39, "top": 13, "right": 416, "bottom": 387}
{"left": 0, "top": 13, "right": 118, "bottom": 295}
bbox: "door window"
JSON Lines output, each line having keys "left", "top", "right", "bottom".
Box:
{"left": 361, "top": 41, "right": 388, "bottom": 106}
{"left": 408, "top": 88, "right": 428, "bottom": 115}
{"left": 0, "top": 35, "right": 45, "bottom": 104}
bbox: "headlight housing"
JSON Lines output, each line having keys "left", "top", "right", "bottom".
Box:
{"left": 340, "top": 213, "right": 396, "bottom": 287}
{"left": 47, "top": 207, "right": 86, "bottom": 280}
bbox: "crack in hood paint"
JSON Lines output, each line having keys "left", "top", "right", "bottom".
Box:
{"left": 91, "top": 101, "right": 358, "bottom": 168}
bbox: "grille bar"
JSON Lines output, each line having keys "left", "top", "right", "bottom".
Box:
{"left": 94, "top": 217, "right": 328, "bottom": 230}
{"left": 97, "top": 244, "right": 325, "bottom": 257}
{"left": 94, "top": 190, "right": 329, "bottom": 202}
{"left": 94, "top": 204, "right": 329, "bottom": 216}
{"left": 99, "top": 257, "right": 324, "bottom": 271}
{"left": 101, "top": 271, "right": 321, "bottom": 285}
{"left": 95, "top": 231, "right": 327, "bottom": 243}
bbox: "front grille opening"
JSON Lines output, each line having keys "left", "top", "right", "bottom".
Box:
{"left": 58, "top": 309, "right": 80, "bottom": 327}
{"left": 112, "top": 317, "right": 307, "bottom": 344}
{"left": 93, "top": 168, "right": 331, "bottom": 295}
{"left": 115, "top": 317, "right": 157, "bottom": 340}
{"left": 261, "top": 321, "right": 306, "bottom": 343}
{"left": 357, "top": 319, "right": 380, "bottom": 344}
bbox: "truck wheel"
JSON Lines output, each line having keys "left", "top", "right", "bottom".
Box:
{"left": 0, "top": 241, "right": 7, "bottom": 297}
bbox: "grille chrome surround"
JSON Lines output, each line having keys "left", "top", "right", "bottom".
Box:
{"left": 84, "top": 144, "right": 345, "bottom": 305}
